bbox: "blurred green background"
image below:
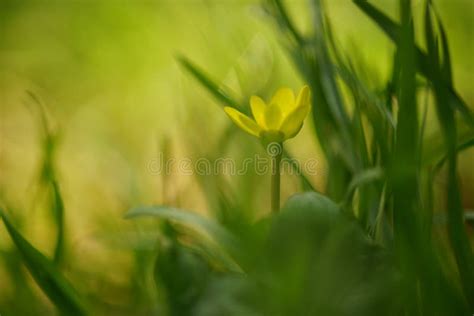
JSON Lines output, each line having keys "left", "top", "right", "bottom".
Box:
{"left": 1, "top": 0, "right": 473, "bottom": 314}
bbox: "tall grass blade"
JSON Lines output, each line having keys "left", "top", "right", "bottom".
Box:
{"left": 353, "top": 0, "right": 474, "bottom": 127}
{"left": 177, "top": 55, "right": 242, "bottom": 110}
{"left": 424, "top": 1, "right": 474, "bottom": 306}
{"left": 26, "top": 91, "right": 65, "bottom": 265}
{"left": 51, "top": 181, "right": 65, "bottom": 264}
{"left": 343, "top": 167, "right": 383, "bottom": 203}
{"left": 271, "top": 0, "right": 304, "bottom": 45}
{"left": 0, "top": 210, "right": 87, "bottom": 316}
{"left": 434, "top": 138, "right": 474, "bottom": 172}
{"left": 390, "top": 1, "right": 422, "bottom": 313}
{"left": 309, "top": 0, "right": 352, "bottom": 140}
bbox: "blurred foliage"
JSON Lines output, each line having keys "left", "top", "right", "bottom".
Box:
{"left": 1, "top": 0, "right": 474, "bottom": 315}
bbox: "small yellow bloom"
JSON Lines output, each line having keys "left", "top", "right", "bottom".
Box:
{"left": 224, "top": 86, "right": 311, "bottom": 143}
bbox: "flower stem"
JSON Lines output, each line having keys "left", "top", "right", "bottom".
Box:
{"left": 270, "top": 143, "right": 282, "bottom": 213}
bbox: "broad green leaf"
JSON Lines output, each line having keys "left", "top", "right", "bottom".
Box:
{"left": 282, "top": 191, "right": 340, "bottom": 217}
{"left": 263, "top": 192, "right": 398, "bottom": 315}
{"left": 0, "top": 210, "right": 87, "bottom": 316}
{"left": 125, "top": 206, "right": 241, "bottom": 261}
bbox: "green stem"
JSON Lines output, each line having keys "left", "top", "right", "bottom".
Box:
{"left": 271, "top": 144, "right": 282, "bottom": 213}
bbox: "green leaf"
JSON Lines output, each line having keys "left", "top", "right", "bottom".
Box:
{"left": 282, "top": 191, "right": 340, "bottom": 217}
{"left": 125, "top": 206, "right": 241, "bottom": 262}
{"left": 263, "top": 192, "right": 398, "bottom": 315}
{"left": 0, "top": 210, "right": 87, "bottom": 316}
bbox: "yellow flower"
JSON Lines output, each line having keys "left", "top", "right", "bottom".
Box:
{"left": 224, "top": 86, "right": 311, "bottom": 143}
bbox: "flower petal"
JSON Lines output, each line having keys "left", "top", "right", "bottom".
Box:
{"left": 270, "top": 88, "right": 295, "bottom": 114}
{"left": 264, "top": 103, "right": 283, "bottom": 130}
{"left": 280, "top": 103, "right": 310, "bottom": 139}
{"left": 296, "top": 85, "right": 310, "bottom": 108}
{"left": 250, "top": 96, "right": 267, "bottom": 128}
{"left": 224, "top": 107, "right": 261, "bottom": 137}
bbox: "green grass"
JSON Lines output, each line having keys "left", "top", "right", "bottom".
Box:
{"left": 1, "top": 0, "right": 473, "bottom": 315}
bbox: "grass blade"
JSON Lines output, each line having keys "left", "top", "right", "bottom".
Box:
{"left": 310, "top": 0, "right": 352, "bottom": 138}
{"left": 51, "top": 181, "right": 65, "bottom": 264}
{"left": 353, "top": 0, "right": 474, "bottom": 127}
{"left": 177, "top": 55, "right": 242, "bottom": 110}
{"left": 26, "top": 91, "right": 65, "bottom": 265}
{"left": 0, "top": 210, "right": 87, "bottom": 316}
{"left": 434, "top": 138, "right": 474, "bottom": 172}
{"left": 270, "top": 0, "right": 304, "bottom": 45}
{"left": 424, "top": 1, "right": 474, "bottom": 305}
{"left": 390, "top": 1, "right": 421, "bottom": 312}
{"left": 343, "top": 167, "right": 383, "bottom": 203}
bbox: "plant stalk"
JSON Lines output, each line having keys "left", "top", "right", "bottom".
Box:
{"left": 271, "top": 144, "right": 282, "bottom": 213}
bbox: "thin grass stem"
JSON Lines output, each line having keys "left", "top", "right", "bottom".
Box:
{"left": 271, "top": 144, "right": 282, "bottom": 213}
